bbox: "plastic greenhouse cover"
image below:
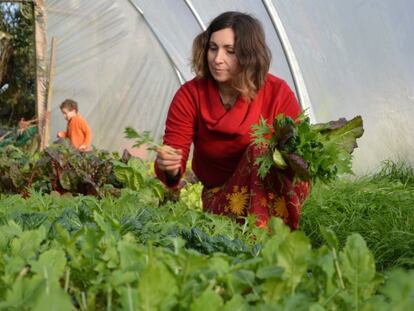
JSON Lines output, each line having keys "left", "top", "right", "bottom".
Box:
{"left": 273, "top": 0, "right": 414, "bottom": 173}
{"left": 46, "top": 0, "right": 181, "bottom": 158}
{"left": 44, "top": 0, "right": 414, "bottom": 173}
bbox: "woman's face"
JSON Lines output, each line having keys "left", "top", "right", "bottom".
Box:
{"left": 207, "top": 28, "right": 240, "bottom": 85}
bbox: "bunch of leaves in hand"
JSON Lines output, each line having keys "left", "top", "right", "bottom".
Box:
{"left": 252, "top": 113, "right": 364, "bottom": 183}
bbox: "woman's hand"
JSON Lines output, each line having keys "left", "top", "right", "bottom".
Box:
{"left": 57, "top": 131, "right": 66, "bottom": 138}
{"left": 155, "top": 145, "right": 183, "bottom": 177}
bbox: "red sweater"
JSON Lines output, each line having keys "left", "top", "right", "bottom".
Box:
{"left": 155, "top": 74, "right": 301, "bottom": 188}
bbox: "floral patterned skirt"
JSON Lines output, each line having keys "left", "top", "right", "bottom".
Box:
{"left": 201, "top": 144, "right": 310, "bottom": 230}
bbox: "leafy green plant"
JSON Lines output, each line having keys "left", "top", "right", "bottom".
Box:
{"left": 33, "top": 141, "right": 119, "bottom": 197}
{"left": 124, "top": 127, "right": 161, "bottom": 151}
{"left": 178, "top": 182, "right": 203, "bottom": 210}
{"left": 2, "top": 139, "right": 414, "bottom": 310}
{"left": 113, "top": 158, "right": 165, "bottom": 201}
{"left": 124, "top": 127, "right": 180, "bottom": 157}
{"left": 1, "top": 182, "right": 414, "bottom": 309}
{"left": 0, "top": 140, "right": 121, "bottom": 197}
{"left": 0, "top": 144, "right": 39, "bottom": 194}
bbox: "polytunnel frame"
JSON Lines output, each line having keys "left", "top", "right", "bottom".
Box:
{"left": 31, "top": 0, "right": 317, "bottom": 149}
{"left": 159, "top": 0, "right": 317, "bottom": 122}
{"left": 127, "top": 0, "right": 186, "bottom": 85}
{"left": 39, "top": 1, "right": 315, "bottom": 132}
{"left": 262, "top": 0, "right": 315, "bottom": 122}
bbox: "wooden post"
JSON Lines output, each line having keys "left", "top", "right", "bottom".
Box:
{"left": 42, "top": 36, "right": 56, "bottom": 149}
{"left": 33, "top": 0, "right": 48, "bottom": 150}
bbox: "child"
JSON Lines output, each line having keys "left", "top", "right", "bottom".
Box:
{"left": 57, "top": 99, "right": 92, "bottom": 151}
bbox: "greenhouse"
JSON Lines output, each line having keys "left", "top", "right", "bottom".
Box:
{"left": 40, "top": 0, "right": 414, "bottom": 174}
{"left": 1, "top": 0, "right": 414, "bottom": 310}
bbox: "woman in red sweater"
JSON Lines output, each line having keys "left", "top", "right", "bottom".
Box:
{"left": 155, "top": 11, "right": 309, "bottom": 229}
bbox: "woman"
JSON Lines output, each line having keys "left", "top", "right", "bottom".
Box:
{"left": 155, "top": 11, "right": 309, "bottom": 229}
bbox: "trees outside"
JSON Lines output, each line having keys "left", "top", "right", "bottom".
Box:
{"left": 0, "top": 2, "right": 36, "bottom": 128}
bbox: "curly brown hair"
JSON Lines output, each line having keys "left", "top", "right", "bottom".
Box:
{"left": 60, "top": 98, "right": 78, "bottom": 112}
{"left": 192, "top": 11, "right": 271, "bottom": 100}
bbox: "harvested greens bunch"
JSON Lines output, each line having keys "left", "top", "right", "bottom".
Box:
{"left": 252, "top": 113, "right": 364, "bottom": 183}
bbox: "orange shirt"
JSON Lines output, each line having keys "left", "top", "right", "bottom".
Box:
{"left": 63, "top": 114, "right": 92, "bottom": 149}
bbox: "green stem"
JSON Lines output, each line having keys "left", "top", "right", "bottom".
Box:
{"left": 64, "top": 268, "right": 70, "bottom": 292}
{"left": 127, "top": 285, "right": 134, "bottom": 311}
{"left": 107, "top": 287, "right": 112, "bottom": 311}
{"left": 81, "top": 291, "right": 87, "bottom": 310}
{"left": 332, "top": 248, "right": 345, "bottom": 289}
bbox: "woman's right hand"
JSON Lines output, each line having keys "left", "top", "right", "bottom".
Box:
{"left": 57, "top": 131, "right": 66, "bottom": 138}
{"left": 155, "top": 145, "right": 183, "bottom": 177}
